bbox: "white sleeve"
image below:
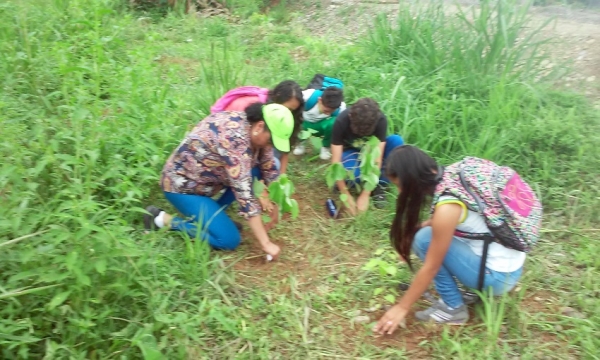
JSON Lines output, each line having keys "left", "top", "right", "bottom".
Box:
{"left": 302, "top": 89, "right": 314, "bottom": 102}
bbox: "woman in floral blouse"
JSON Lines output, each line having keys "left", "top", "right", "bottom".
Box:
{"left": 144, "top": 103, "right": 295, "bottom": 259}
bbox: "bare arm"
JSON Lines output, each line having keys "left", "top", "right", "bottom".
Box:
{"left": 279, "top": 152, "right": 289, "bottom": 175}
{"left": 397, "top": 204, "right": 461, "bottom": 309}
{"left": 248, "top": 215, "right": 280, "bottom": 259}
{"left": 375, "top": 203, "right": 462, "bottom": 334}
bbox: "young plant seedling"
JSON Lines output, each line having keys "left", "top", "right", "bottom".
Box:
{"left": 325, "top": 136, "right": 382, "bottom": 210}
{"left": 363, "top": 248, "right": 403, "bottom": 305}
{"left": 253, "top": 174, "right": 299, "bottom": 225}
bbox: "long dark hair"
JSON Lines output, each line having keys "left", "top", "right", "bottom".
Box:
{"left": 386, "top": 145, "right": 440, "bottom": 270}
{"left": 268, "top": 80, "right": 304, "bottom": 146}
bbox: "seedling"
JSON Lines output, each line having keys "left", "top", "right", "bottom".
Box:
{"left": 253, "top": 174, "right": 299, "bottom": 225}
{"left": 325, "top": 136, "right": 382, "bottom": 208}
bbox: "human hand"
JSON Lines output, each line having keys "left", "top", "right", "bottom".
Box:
{"left": 356, "top": 191, "right": 371, "bottom": 213}
{"left": 262, "top": 241, "right": 281, "bottom": 261}
{"left": 373, "top": 304, "right": 409, "bottom": 335}
{"left": 259, "top": 195, "right": 274, "bottom": 214}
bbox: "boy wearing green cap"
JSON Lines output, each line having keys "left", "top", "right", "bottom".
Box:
{"left": 144, "top": 103, "right": 295, "bottom": 260}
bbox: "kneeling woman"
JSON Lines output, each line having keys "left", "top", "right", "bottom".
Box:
{"left": 375, "top": 146, "right": 532, "bottom": 334}
{"left": 144, "top": 103, "right": 295, "bottom": 259}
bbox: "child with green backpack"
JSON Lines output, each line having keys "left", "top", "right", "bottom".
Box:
{"left": 293, "top": 74, "right": 346, "bottom": 160}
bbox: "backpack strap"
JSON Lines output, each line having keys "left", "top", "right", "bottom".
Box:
{"left": 459, "top": 167, "right": 491, "bottom": 293}
{"left": 477, "top": 236, "right": 493, "bottom": 291}
{"left": 304, "top": 89, "right": 323, "bottom": 111}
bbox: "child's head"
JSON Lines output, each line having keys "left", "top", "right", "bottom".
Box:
{"left": 386, "top": 145, "right": 439, "bottom": 269}
{"left": 348, "top": 98, "right": 382, "bottom": 137}
{"left": 268, "top": 80, "right": 304, "bottom": 147}
{"left": 318, "top": 87, "right": 344, "bottom": 115}
{"left": 269, "top": 80, "right": 303, "bottom": 111}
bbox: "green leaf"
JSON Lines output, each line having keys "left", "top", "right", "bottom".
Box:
{"left": 364, "top": 173, "right": 380, "bottom": 191}
{"left": 385, "top": 264, "right": 397, "bottom": 276}
{"left": 289, "top": 199, "right": 299, "bottom": 219}
{"left": 47, "top": 290, "right": 72, "bottom": 310}
{"left": 253, "top": 179, "right": 265, "bottom": 195}
{"left": 375, "top": 248, "right": 385, "bottom": 255}
{"left": 334, "top": 163, "right": 347, "bottom": 180}
{"left": 95, "top": 259, "right": 107, "bottom": 275}
{"left": 268, "top": 184, "right": 284, "bottom": 204}
{"left": 374, "top": 287, "right": 384, "bottom": 296}
{"left": 134, "top": 331, "right": 163, "bottom": 360}
{"left": 384, "top": 294, "right": 396, "bottom": 304}
{"left": 339, "top": 193, "right": 350, "bottom": 207}
{"left": 362, "top": 258, "right": 380, "bottom": 271}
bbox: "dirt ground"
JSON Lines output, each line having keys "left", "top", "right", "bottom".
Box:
{"left": 293, "top": 0, "right": 600, "bottom": 106}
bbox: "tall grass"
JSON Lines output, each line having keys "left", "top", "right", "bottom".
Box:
{"left": 0, "top": 0, "right": 598, "bottom": 358}
{"left": 336, "top": 0, "right": 600, "bottom": 221}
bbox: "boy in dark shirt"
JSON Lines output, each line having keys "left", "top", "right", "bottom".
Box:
{"left": 330, "top": 98, "right": 404, "bottom": 214}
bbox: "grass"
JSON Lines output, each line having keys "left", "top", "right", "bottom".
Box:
{"left": 0, "top": 0, "right": 599, "bottom": 358}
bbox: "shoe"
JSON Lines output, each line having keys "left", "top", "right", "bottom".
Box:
{"left": 415, "top": 300, "right": 469, "bottom": 325}
{"left": 415, "top": 288, "right": 478, "bottom": 305}
{"left": 293, "top": 144, "right": 306, "bottom": 156}
{"left": 319, "top": 147, "right": 332, "bottom": 160}
{"left": 371, "top": 184, "right": 387, "bottom": 209}
{"left": 144, "top": 205, "right": 164, "bottom": 231}
{"left": 462, "top": 291, "right": 480, "bottom": 305}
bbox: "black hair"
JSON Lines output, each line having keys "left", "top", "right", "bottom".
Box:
{"left": 321, "top": 87, "right": 344, "bottom": 109}
{"left": 267, "top": 80, "right": 304, "bottom": 146}
{"left": 386, "top": 145, "right": 439, "bottom": 270}
{"left": 348, "top": 98, "right": 382, "bottom": 137}
{"left": 245, "top": 102, "right": 266, "bottom": 124}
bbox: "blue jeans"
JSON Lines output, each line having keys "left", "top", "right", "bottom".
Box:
{"left": 164, "top": 167, "right": 269, "bottom": 250}
{"left": 412, "top": 226, "right": 523, "bottom": 308}
{"left": 342, "top": 134, "right": 404, "bottom": 185}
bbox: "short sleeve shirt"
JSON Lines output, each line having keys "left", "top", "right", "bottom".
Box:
{"left": 331, "top": 109, "right": 388, "bottom": 150}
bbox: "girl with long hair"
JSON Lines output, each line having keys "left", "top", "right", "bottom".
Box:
{"left": 374, "top": 145, "right": 526, "bottom": 334}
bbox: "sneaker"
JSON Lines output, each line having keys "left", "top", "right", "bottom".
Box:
{"left": 293, "top": 144, "right": 306, "bottom": 156}
{"left": 319, "top": 147, "right": 332, "bottom": 160}
{"left": 371, "top": 184, "right": 387, "bottom": 209}
{"left": 415, "top": 300, "right": 469, "bottom": 325}
{"left": 461, "top": 291, "right": 480, "bottom": 305}
{"left": 144, "top": 205, "right": 164, "bottom": 231}
{"left": 420, "top": 289, "right": 478, "bottom": 305}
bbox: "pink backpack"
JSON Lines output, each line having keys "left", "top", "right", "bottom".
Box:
{"left": 210, "top": 86, "right": 269, "bottom": 113}
{"left": 432, "top": 157, "right": 543, "bottom": 291}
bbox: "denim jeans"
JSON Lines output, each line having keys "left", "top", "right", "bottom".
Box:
{"left": 164, "top": 165, "right": 277, "bottom": 250}
{"left": 412, "top": 226, "right": 523, "bottom": 308}
{"left": 341, "top": 134, "right": 404, "bottom": 185}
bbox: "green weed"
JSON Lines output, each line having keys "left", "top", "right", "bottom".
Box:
{"left": 0, "top": 0, "right": 598, "bottom": 358}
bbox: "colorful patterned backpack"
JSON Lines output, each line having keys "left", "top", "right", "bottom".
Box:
{"left": 432, "top": 157, "right": 543, "bottom": 290}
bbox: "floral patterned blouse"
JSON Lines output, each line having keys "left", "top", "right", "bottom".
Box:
{"left": 161, "top": 111, "right": 279, "bottom": 218}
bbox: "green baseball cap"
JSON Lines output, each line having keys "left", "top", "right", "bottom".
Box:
{"left": 263, "top": 103, "right": 294, "bottom": 152}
